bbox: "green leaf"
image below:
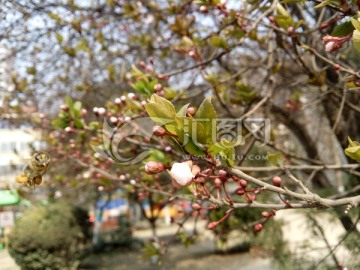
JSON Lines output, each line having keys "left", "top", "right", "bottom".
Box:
{"left": 145, "top": 94, "right": 177, "bottom": 125}
{"left": 149, "top": 94, "right": 176, "bottom": 116}
{"left": 345, "top": 137, "right": 360, "bottom": 162}
{"left": 275, "top": 4, "right": 293, "bottom": 29}
{"left": 276, "top": 3, "right": 290, "bottom": 17}
{"left": 208, "top": 138, "right": 244, "bottom": 156}
{"left": 146, "top": 149, "right": 166, "bottom": 163}
{"left": 232, "top": 82, "right": 257, "bottom": 103}
{"left": 195, "top": 97, "right": 217, "bottom": 141}
{"left": 219, "top": 147, "right": 235, "bottom": 166}
{"left": 268, "top": 152, "right": 285, "bottom": 166}
{"left": 274, "top": 15, "right": 294, "bottom": 29}
{"left": 281, "top": 0, "right": 306, "bottom": 3}
{"left": 353, "top": 30, "right": 360, "bottom": 52}
{"left": 351, "top": 17, "right": 360, "bottom": 32}
{"left": 331, "top": 21, "right": 355, "bottom": 37}
{"left": 184, "top": 118, "right": 207, "bottom": 145}
{"left": 184, "top": 137, "right": 205, "bottom": 156}
{"left": 88, "top": 121, "right": 100, "bottom": 130}
{"left": 65, "top": 96, "right": 74, "bottom": 109}
{"left": 314, "top": 0, "right": 332, "bottom": 8}
{"left": 74, "top": 118, "right": 84, "bottom": 129}
{"left": 345, "top": 145, "right": 360, "bottom": 162}
{"left": 74, "top": 101, "right": 82, "bottom": 111}
{"left": 177, "top": 104, "right": 190, "bottom": 117}
{"left": 348, "top": 136, "right": 360, "bottom": 147}
{"left": 131, "top": 79, "right": 151, "bottom": 95}
{"left": 144, "top": 103, "right": 175, "bottom": 126}
{"left": 48, "top": 13, "right": 61, "bottom": 21}
{"left": 51, "top": 118, "right": 66, "bottom": 129}
{"left": 209, "top": 35, "right": 228, "bottom": 49}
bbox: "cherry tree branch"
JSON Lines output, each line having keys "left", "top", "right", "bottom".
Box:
{"left": 73, "top": 157, "right": 360, "bottom": 211}
{"left": 221, "top": 165, "right": 360, "bottom": 209}
{"left": 234, "top": 163, "right": 360, "bottom": 172}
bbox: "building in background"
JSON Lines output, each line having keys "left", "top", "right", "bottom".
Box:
{"left": 0, "top": 127, "right": 43, "bottom": 188}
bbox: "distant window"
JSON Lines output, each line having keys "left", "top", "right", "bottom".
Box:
{"left": 0, "top": 164, "right": 21, "bottom": 175}
{"left": 19, "top": 142, "right": 29, "bottom": 152}
{"left": 0, "top": 142, "right": 18, "bottom": 153}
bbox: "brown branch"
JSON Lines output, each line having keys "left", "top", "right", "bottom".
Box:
{"left": 73, "top": 158, "right": 360, "bottom": 210}
{"left": 234, "top": 163, "right": 360, "bottom": 172}
{"left": 222, "top": 165, "right": 360, "bottom": 209}
{"left": 158, "top": 51, "right": 227, "bottom": 78}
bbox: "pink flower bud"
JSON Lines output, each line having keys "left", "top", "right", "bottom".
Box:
{"left": 65, "top": 126, "right": 74, "bottom": 133}
{"left": 239, "top": 179, "right": 247, "bottom": 188}
{"left": 325, "top": 41, "right": 336, "bottom": 52}
{"left": 145, "top": 161, "right": 165, "bottom": 175}
{"left": 235, "top": 187, "right": 245, "bottom": 195}
{"left": 247, "top": 193, "right": 256, "bottom": 202}
{"left": 188, "top": 50, "right": 196, "bottom": 57}
{"left": 218, "top": 170, "right": 228, "bottom": 178}
{"left": 154, "top": 83, "right": 162, "bottom": 92}
{"left": 199, "top": 5, "right": 208, "bottom": 13}
{"left": 272, "top": 176, "right": 282, "bottom": 187}
{"left": 110, "top": 116, "right": 118, "bottom": 124}
{"left": 207, "top": 221, "right": 219, "bottom": 230}
{"left": 115, "top": 98, "right": 122, "bottom": 105}
{"left": 152, "top": 126, "right": 166, "bottom": 136}
{"left": 191, "top": 203, "right": 202, "bottom": 211}
{"left": 254, "top": 223, "right": 263, "bottom": 233}
{"left": 60, "top": 104, "right": 69, "bottom": 112}
{"left": 214, "top": 178, "right": 222, "bottom": 188}
{"left": 81, "top": 109, "right": 88, "bottom": 117}
{"left": 191, "top": 165, "right": 201, "bottom": 176}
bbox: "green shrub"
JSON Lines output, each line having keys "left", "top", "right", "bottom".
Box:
{"left": 9, "top": 202, "right": 91, "bottom": 270}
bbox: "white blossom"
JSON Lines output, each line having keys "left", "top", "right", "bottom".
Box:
{"left": 325, "top": 41, "right": 336, "bottom": 52}
{"left": 98, "top": 107, "right": 106, "bottom": 115}
{"left": 170, "top": 162, "right": 194, "bottom": 186}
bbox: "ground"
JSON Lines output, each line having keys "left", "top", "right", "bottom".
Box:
{"left": 1, "top": 210, "right": 357, "bottom": 269}
{"left": 80, "top": 239, "right": 272, "bottom": 270}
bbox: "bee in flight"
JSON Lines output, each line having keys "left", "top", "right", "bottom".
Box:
{"left": 15, "top": 152, "right": 50, "bottom": 188}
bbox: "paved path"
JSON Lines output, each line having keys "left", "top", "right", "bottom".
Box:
{"left": 0, "top": 250, "right": 19, "bottom": 270}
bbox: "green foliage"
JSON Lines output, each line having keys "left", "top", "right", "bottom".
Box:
{"left": 51, "top": 96, "right": 84, "bottom": 129}
{"left": 144, "top": 94, "right": 242, "bottom": 164}
{"left": 231, "top": 82, "right": 257, "bottom": 104}
{"left": 268, "top": 152, "right": 286, "bottom": 166}
{"left": 352, "top": 30, "right": 360, "bottom": 52}
{"left": 209, "top": 35, "right": 228, "bottom": 49}
{"left": 331, "top": 21, "right": 355, "bottom": 37}
{"left": 9, "top": 202, "right": 91, "bottom": 270}
{"left": 344, "top": 137, "right": 360, "bottom": 162}
{"left": 275, "top": 3, "right": 294, "bottom": 29}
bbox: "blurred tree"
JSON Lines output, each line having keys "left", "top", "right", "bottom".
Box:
{"left": 9, "top": 202, "right": 91, "bottom": 270}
